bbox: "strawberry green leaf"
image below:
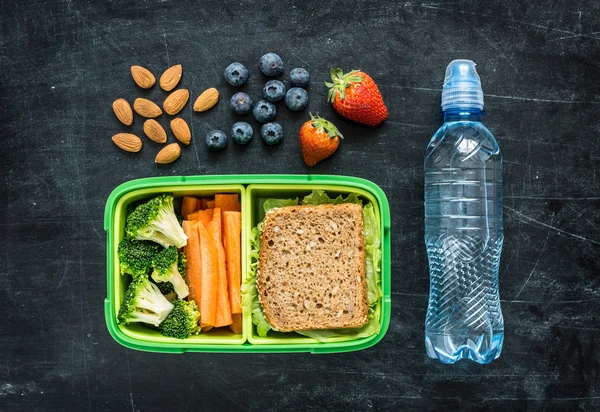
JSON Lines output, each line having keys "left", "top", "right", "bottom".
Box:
{"left": 309, "top": 114, "right": 344, "bottom": 139}
{"left": 326, "top": 68, "right": 364, "bottom": 102}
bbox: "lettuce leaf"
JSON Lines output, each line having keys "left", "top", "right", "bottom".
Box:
{"left": 363, "top": 203, "right": 382, "bottom": 305}
{"left": 242, "top": 190, "right": 383, "bottom": 341}
{"left": 263, "top": 197, "right": 299, "bottom": 214}
{"left": 240, "top": 226, "right": 272, "bottom": 337}
{"left": 302, "top": 190, "right": 362, "bottom": 206}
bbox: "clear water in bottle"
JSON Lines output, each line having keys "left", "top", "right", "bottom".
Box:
{"left": 424, "top": 60, "right": 504, "bottom": 364}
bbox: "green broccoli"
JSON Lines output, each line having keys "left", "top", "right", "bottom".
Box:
{"left": 117, "top": 276, "right": 174, "bottom": 327}
{"left": 151, "top": 250, "right": 186, "bottom": 297}
{"left": 117, "top": 239, "right": 161, "bottom": 278}
{"left": 160, "top": 299, "right": 201, "bottom": 339}
{"left": 151, "top": 246, "right": 189, "bottom": 299}
{"left": 125, "top": 194, "right": 188, "bottom": 248}
{"left": 178, "top": 249, "right": 187, "bottom": 271}
{"left": 154, "top": 279, "right": 175, "bottom": 295}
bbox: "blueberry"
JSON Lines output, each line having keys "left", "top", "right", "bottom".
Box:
{"left": 230, "top": 92, "right": 253, "bottom": 115}
{"left": 253, "top": 100, "right": 277, "bottom": 124}
{"left": 262, "top": 80, "right": 286, "bottom": 103}
{"left": 224, "top": 62, "right": 249, "bottom": 87}
{"left": 205, "top": 130, "right": 227, "bottom": 151}
{"left": 290, "top": 68, "right": 310, "bottom": 87}
{"left": 231, "top": 122, "right": 254, "bottom": 145}
{"left": 261, "top": 122, "right": 283, "bottom": 145}
{"left": 285, "top": 87, "right": 309, "bottom": 111}
{"left": 259, "top": 53, "right": 284, "bottom": 77}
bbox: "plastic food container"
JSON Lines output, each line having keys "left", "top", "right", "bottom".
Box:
{"left": 104, "top": 174, "right": 391, "bottom": 353}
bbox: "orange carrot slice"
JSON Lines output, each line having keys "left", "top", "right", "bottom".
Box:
{"left": 186, "top": 211, "right": 199, "bottom": 221}
{"left": 215, "top": 194, "right": 241, "bottom": 213}
{"left": 182, "top": 221, "right": 202, "bottom": 316}
{"left": 181, "top": 196, "right": 198, "bottom": 217}
{"left": 197, "top": 221, "right": 218, "bottom": 327}
{"left": 223, "top": 211, "right": 242, "bottom": 314}
{"left": 197, "top": 209, "right": 213, "bottom": 227}
{"left": 207, "top": 208, "right": 232, "bottom": 327}
{"left": 229, "top": 314, "right": 242, "bottom": 334}
{"left": 200, "top": 197, "right": 213, "bottom": 210}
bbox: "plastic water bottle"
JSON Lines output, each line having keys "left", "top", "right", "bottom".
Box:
{"left": 424, "top": 60, "right": 504, "bottom": 364}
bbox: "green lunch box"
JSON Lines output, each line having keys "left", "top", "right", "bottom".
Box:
{"left": 104, "top": 174, "right": 391, "bottom": 353}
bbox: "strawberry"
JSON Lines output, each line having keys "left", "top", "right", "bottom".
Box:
{"left": 326, "top": 68, "right": 388, "bottom": 126}
{"left": 299, "top": 114, "right": 343, "bottom": 167}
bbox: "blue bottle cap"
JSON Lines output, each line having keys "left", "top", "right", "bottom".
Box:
{"left": 441, "top": 60, "right": 484, "bottom": 111}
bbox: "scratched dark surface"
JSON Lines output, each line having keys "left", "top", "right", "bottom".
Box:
{"left": 1, "top": 0, "right": 600, "bottom": 411}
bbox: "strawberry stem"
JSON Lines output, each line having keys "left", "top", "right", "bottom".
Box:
{"left": 325, "top": 68, "right": 363, "bottom": 102}
{"left": 310, "top": 113, "right": 344, "bottom": 139}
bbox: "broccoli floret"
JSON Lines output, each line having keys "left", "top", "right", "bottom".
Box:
{"left": 153, "top": 250, "right": 186, "bottom": 296}
{"left": 160, "top": 299, "right": 201, "bottom": 339}
{"left": 178, "top": 249, "right": 187, "bottom": 271}
{"left": 154, "top": 279, "right": 175, "bottom": 295}
{"left": 117, "top": 239, "right": 161, "bottom": 278}
{"left": 125, "top": 194, "right": 188, "bottom": 248}
{"left": 117, "top": 276, "right": 174, "bottom": 327}
{"left": 151, "top": 246, "right": 189, "bottom": 299}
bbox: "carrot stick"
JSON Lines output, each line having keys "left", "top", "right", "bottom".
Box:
{"left": 182, "top": 221, "right": 202, "bottom": 317}
{"left": 197, "top": 222, "right": 218, "bottom": 327}
{"left": 215, "top": 194, "right": 241, "bottom": 213}
{"left": 200, "top": 198, "right": 213, "bottom": 210}
{"left": 181, "top": 196, "right": 198, "bottom": 217}
{"left": 207, "top": 208, "right": 232, "bottom": 327}
{"left": 229, "top": 314, "right": 242, "bottom": 334}
{"left": 206, "top": 200, "right": 216, "bottom": 209}
{"left": 197, "top": 209, "right": 213, "bottom": 227}
{"left": 187, "top": 211, "right": 199, "bottom": 221}
{"left": 223, "top": 211, "right": 242, "bottom": 314}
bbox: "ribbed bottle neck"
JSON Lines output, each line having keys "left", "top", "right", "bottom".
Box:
{"left": 442, "top": 108, "right": 483, "bottom": 123}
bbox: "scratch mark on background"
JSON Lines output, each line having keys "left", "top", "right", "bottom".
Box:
{"left": 126, "top": 351, "right": 135, "bottom": 412}
{"left": 54, "top": 256, "right": 70, "bottom": 291}
{"left": 163, "top": 29, "right": 170, "bottom": 66}
{"left": 565, "top": 204, "right": 600, "bottom": 232}
{"left": 386, "top": 120, "right": 430, "bottom": 129}
{"left": 290, "top": 49, "right": 311, "bottom": 69}
{"left": 418, "top": 4, "right": 600, "bottom": 41}
{"left": 79, "top": 270, "right": 92, "bottom": 411}
{"left": 510, "top": 221, "right": 552, "bottom": 302}
{"left": 485, "top": 93, "right": 600, "bottom": 105}
{"left": 505, "top": 206, "right": 600, "bottom": 245}
{"left": 391, "top": 85, "right": 441, "bottom": 93}
{"left": 505, "top": 196, "right": 600, "bottom": 200}
{"left": 391, "top": 85, "right": 598, "bottom": 105}
{"left": 473, "top": 28, "right": 521, "bottom": 75}
{"left": 188, "top": 79, "right": 201, "bottom": 168}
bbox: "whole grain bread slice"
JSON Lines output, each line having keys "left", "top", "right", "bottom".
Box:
{"left": 257, "top": 203, "right": 368, "bottom": 332}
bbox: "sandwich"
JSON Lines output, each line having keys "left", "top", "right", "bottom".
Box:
{"left": 258, "top": 203, "right": 369, "bottom": 331}
{"left": 242, "top": 190, "right": 382, "bottom": 341}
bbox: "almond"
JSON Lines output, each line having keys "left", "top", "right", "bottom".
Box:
{"left": 193, "top": 88, "right": 219, "bottom": 112}
{"left": 112, "top": 98, "right": 133, "bottom": 125}
{"left": 134, "top": 98, "right": 162, "bottom": 118}
{"left": 143, "top": 119, "right": 167, "bottom": 143}
{"left": 163, "top": 89, "right": 190, "bottom": 115}
{"left": 170, "top": 118, "right": 191, "bottom": 145}
{"left": 159, "top": 64, "right": 182, "bottom": 91}
{"left": 130, "top": 65, "right": 155, "bottom": 89}
{"left": 112, "top": 133, "right": 142, "bottom": 152}
{"left": 155, "top": 143, "right": 181, "bottom": 164}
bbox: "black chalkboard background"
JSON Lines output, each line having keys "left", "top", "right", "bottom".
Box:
{"left": 1, "top": 1, "right": 599, "bottom": 411}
